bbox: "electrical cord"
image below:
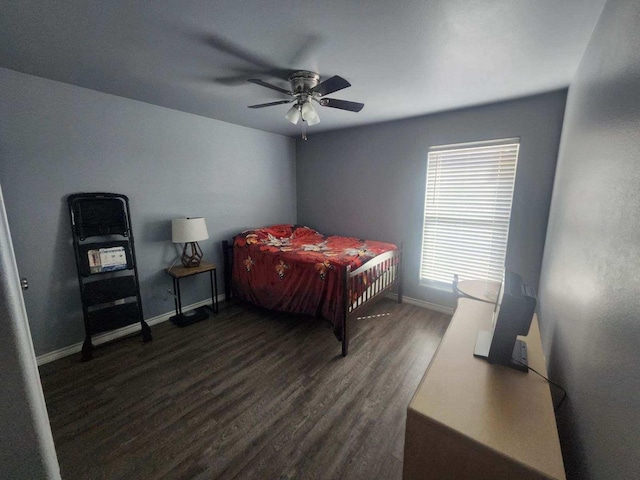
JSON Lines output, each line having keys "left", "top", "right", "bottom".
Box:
{"left": 512, "top": 358, "right": 567, "bottom": 413}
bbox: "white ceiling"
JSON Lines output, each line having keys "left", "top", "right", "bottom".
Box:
{"left": 1, "top": 0, "right": 606, "bottom": 137}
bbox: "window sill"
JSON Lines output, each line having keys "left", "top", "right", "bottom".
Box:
{"left": 419, "top": 278, "right": 453, "bottom": 293}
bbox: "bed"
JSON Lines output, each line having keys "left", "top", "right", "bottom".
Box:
{"left": 222, "top": 224, "right": 403, "bottom": 356}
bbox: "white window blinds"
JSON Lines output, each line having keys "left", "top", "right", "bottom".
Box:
{"left": 420, "top": 139, "right": 519, "bottom": 284}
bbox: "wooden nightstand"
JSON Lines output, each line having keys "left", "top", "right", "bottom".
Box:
{"left": 165, "top": 261, "right": 218, "bottom": 327}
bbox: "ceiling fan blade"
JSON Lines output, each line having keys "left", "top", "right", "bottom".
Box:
{"left": 288, "top": 34, "right": 325, "bottom": 68}
{"left": 313, "top": 76, "right": 351, "bottom": 96}
{"left": 213, "top": 73, "right": 254, "bottom": 86}
{"left": 196, "top": 32, "right": 290, "bottom": 79}
{"left": 318, "top": 98, "right": 364, "bottom": 112}
{"left": 247, "top": 79, "right": 293, "bottom": 95}
{"left": 247, "top": 100, "right": 294, "bottom": 109}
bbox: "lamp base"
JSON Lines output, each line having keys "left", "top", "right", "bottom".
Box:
{"left": 181, "top": 242, "right": 203, "bottom": 267}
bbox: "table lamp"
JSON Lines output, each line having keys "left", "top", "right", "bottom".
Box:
{"left": 172, "top": 217, "right": 209, "bottom": 267}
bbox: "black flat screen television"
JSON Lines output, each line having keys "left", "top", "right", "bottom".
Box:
{"left": 473, "top": 271, "right": 537, "bottom": 372}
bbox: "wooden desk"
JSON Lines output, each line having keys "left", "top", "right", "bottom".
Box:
{"left": 403, "top": 295, "right": 565, "bottom": 480}
{"left": 456, "top": 278, "right": 500, "bottom": 303}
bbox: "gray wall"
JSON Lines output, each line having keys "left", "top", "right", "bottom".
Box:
{"left": 538, "top": 1, "right": 640, "bottom": 478}
{"left": 297, "top": 91, "right": 566, "bottom": 307}
{"left": 0, "top": 68, "right": 296, "bottom": 356}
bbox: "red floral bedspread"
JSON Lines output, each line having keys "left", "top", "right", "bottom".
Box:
{"left": 232, "top": 224, "right": 397, "bottom": 337}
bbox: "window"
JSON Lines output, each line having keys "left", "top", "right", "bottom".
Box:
{"left": 420, "top": 138, "right": 519, "bottom": 284}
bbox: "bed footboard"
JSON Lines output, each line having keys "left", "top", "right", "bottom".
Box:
{"left": 341, "top": 245, "right": 403, "bottom": 356}
{"left": 223, "top": 237, "right": 403, "bottom": 357}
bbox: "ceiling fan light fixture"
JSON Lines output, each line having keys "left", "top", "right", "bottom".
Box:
{"left": 285, "top": 104, "right": 301, "bottom": 124}
{"left": 301, "top": 101, "right": 320, "bottom": 126}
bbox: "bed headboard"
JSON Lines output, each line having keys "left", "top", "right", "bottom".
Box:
{"left": 221, "top": 240, "right": 234, "bottom": 300}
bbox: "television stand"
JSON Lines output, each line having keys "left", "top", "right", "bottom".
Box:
{"left": 473, "top": 330, "right": 529, "bottom": 372}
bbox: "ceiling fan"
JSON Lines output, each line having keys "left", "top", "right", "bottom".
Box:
{"left": 247, "top": 70, "right": 364, "bottom": 127}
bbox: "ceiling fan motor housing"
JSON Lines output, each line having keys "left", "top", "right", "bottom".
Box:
{"left": 288, "top": 71, "right": 320, "bottom": 95}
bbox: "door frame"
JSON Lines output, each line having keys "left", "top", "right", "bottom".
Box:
{"left": 0, "top": 183, "right": 60, "bottom": 478}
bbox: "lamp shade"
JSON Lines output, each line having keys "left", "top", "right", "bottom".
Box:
{"left": 172, "top": 217, "right": 209, "bottom": 243}
{"left": 285, "top": 104, "right": 301, "bottom": 124}
{"left": 301, "top": 101, "right": 320, "bottom": 126}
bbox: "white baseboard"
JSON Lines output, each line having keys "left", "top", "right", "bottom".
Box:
{"left": 386, "top": 293, "right": 454, "bottom": 316}
{"left": 36, "top": 296, "right": 223, "bottom": 366}
{"left": 38, "top": 292, "right": 449, "bottom": 366}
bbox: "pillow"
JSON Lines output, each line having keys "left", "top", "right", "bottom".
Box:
{"left": 261, "top": 224, "right": 294, "bottom": 239}
{"left": 291, "top": 225, "right": 320, "bottom": 238}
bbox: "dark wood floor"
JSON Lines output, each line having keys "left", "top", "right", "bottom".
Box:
{"left": 39, "top": 299, "right": 450, "bottom": 480}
